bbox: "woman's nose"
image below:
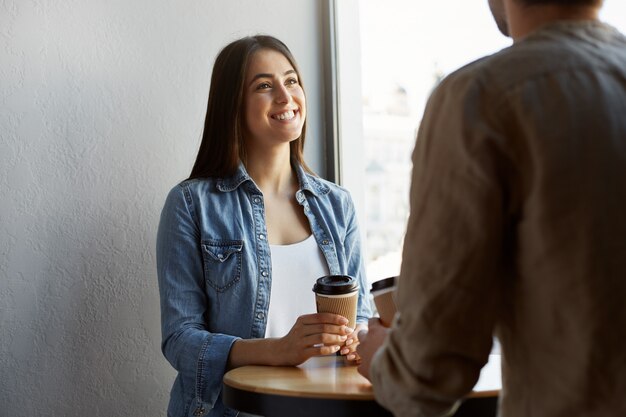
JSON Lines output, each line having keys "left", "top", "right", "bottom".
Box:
{"left": 274, "top": 84, "right": 291, "bottom": 104}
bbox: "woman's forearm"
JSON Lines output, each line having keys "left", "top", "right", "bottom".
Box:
{"left": 227, "top": 337, "right": 283, "bottom": 369}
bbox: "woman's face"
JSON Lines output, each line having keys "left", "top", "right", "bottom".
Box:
{"left": 243, "top": 48, "right": 306, "bottom": 151}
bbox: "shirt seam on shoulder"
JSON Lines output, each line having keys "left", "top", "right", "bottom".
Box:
{"left": 180, "top": 182, "right": 199, "bottom": 228}
{"left": 492, "top": 64, "right": 618, "bottom": 111}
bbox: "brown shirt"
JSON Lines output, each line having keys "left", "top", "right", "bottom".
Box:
{"left": 371, "top": 21, "right": 626, "bottom": 417}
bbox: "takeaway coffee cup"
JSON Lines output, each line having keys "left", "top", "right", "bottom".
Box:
{"left": 370, "top": 276, "right": 398, "bottom": 327}
{"left": 312, "top": 275, "right": 359, "bottom": 330}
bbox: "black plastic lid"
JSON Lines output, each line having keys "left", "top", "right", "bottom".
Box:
{"left": 312, "top": 275, "right": 358, "bottom": 295}
{"left": 370, "top": 276, "right": 397, "bottom": 292}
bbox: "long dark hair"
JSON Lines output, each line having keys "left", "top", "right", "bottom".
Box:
{"left": 188, "top": 35, "right": 312, "bottom": 179}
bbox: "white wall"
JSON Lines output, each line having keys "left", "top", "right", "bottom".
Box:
{"left": 0, "top": 1, "right": 327, "bottom": 415}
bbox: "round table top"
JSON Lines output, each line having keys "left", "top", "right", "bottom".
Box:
{"left": 223, "top": 354, "right": 501, "bottom": 401}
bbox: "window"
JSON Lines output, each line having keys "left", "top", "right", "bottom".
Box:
{"left": 335, "top": 0, "right": 626, "bottom": 286}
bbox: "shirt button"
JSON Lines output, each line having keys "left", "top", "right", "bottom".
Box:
{"left": 193, "top": 407, "right": 206, "bottom": 416}
{"left": 217, "top": 254, "right": 224, "bottom": 260}
{"left": 253, "top": 197, "right": 261, "bottom": 204}
{"left": 259, "top": 234, "right": 266, "bottom": 240}
{"left": 322, "top": 239, "right": 329, "bottom": 245}
{"left": 262, "top": 270, "right": 268, "bottom": 277}
{"left": 257, "top": 312, "right": 265, "bottom": 319}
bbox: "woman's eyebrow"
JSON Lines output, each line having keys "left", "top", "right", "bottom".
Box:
{"left": 248, "top": 69, "right": 296, "bottom": 86}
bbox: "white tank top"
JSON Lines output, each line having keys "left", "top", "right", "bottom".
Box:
{"left": 265, "top": 234, "right": 330, "bottom": 338}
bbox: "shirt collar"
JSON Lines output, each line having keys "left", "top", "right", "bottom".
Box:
{"left": 216, "top": 160, "right": 330, "bottom": 196}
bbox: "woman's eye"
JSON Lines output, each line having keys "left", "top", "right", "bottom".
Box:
{"left": 257, "top": 82, "right": 271, "bottom": 90}
{"left": 286, "top": 78, "right": 298, "bottom": 86}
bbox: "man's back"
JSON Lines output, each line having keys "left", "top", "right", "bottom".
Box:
{"left": 368, "top": 20, "right": 626, "bottom": 417}
{"left": 479, "top": 21, "right": 626, "bottom": 416}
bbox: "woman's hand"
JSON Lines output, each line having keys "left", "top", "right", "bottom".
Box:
{"left": 274, "top": 313, "right": 354, "bottom": 366}
{"left": 356, "top": 318, "right": 390, "bottom": 380}
{"left": 339, "top": 322, "right": 368, "bottom": 364}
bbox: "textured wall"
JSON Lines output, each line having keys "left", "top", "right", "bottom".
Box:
{"left": 0, "top": 1, "right": 325, "bottom": 415}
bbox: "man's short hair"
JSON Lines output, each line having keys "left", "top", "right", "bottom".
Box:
{"left": 518, "top": 0, "right": 601, "bottom": 5}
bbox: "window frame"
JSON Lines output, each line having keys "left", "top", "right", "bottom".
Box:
{"left": 322, "top": 0, "right": 367, "bottom": 238}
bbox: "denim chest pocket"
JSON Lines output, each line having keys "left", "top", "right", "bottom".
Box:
{"left": 201, "top": 239, "right": 244, "bottom": 292}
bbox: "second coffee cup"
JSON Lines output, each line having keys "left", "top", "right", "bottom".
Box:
{"left": 312, "top": 275, "right": 359, "bottom": 330}
{"left": 370, "top": 276, "right": 398, "bottom": 327}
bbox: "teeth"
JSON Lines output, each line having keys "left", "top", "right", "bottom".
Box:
{"left": 274, "top": 110, "right": 295, "bottom": 120}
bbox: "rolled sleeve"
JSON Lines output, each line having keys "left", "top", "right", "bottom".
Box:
{"left": 156, "top": 184, "right": 239, "bottom": 409}
{"left": 371, "top": 73, "right": 508, "bottom": 416}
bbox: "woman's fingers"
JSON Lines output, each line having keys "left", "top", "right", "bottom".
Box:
{"left": 299, "top": 341, "right": 343, "bottom": 360}
{"left": 290, "top": 324, "right": 353, "bottom": 340}
{"left": 340, "top": 341, "right": 357, "bottom": 355}
{"left": 300, "top": 344, "right": 341, "bottom": 358}
{"left": 339, "top": 323, "right": 367, "bottom": 360}
{"left": 297, "top": 313, "right": 349, "bottom": 326}
{"left": 301, "top": 332, "right": 348, "bottom": 347}
{"left": 284, "top": 314, "right": 365, "bottom": 364}
{"left": 301, "top": 323, "right": 353, "bottom": 337}
{"left": 339, "top": 345, "right": 360, "bottom": 362}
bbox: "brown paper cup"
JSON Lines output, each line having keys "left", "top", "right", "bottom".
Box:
{"left": 312, "top": 275, "right": 359, "bottom": 331}
{"left": 315, "top": 291, "right": 358, "bottom": 330}
{"left": 371, "top": 277, "right": 397, "bottom": 327}
{"left": 372, "top": 288, "right": 396, "bottom": 327}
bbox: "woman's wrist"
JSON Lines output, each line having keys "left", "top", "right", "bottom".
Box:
{"left": 227, "top": 337, "right": 283, "bottom": 369}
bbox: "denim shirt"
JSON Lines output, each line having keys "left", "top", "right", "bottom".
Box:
{"left": 156, "top": 162, "right": 372, "bottom": 417}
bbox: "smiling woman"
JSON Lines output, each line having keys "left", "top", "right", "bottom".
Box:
{"left": 155, "top": 35, "right": 372, "bottom": 417}
{"left": 188, "top": 36, "right": 311, "bottom": 179}
{"left": 243, "top": 49, "right": 307, "bottom": 155}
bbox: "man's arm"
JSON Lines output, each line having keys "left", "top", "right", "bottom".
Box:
{"left": 369, "top": 71, "right": 512, "bottom": 417}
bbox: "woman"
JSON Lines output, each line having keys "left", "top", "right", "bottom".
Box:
{"left": 156, "top": 35, "right": 371, "bottom": 417}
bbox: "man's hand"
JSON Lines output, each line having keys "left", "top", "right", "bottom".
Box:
{"left": 356, "top": 318, "right": 390, "bottom": 381}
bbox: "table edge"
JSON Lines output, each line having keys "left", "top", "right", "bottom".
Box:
{"left": 223, "top": 373, "right": 376, "bottom": 400}
{"left": 223, "top": 369, "right": 499, "bottom": 400}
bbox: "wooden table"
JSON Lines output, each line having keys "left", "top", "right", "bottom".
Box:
{"left": 223, "top": 354, "right": 501, "bottom": 417}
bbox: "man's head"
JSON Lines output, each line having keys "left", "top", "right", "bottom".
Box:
{"left": 488, "top": 0, "right": 510, "bottom": 36}
{"left": 488, "top": 0, "right": 604, "bottom": 37}
{"left": 515, "top": 0, "right": 602, "bottom": 4}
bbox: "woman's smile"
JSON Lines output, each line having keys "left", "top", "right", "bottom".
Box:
{"left": 271, "top": 109, "right": 299, "bottom": 122}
